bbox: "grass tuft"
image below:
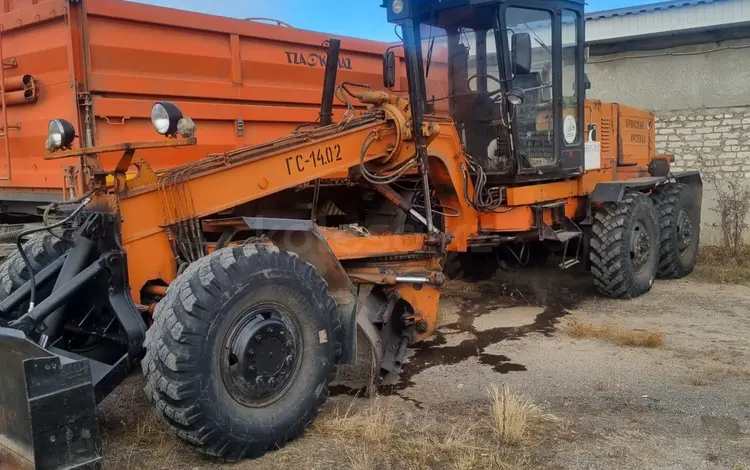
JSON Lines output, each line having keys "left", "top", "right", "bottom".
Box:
{"left": 488, "top": 385, "right": 558, "bottom": 446}
{"left": 313, "top": 396, "right": 397, "bottom": 446}
{"left": 563, "top": 320, "right": 664, "bottom": 348}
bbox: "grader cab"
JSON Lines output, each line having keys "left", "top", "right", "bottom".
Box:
{"left": 0, "top": 0, "right": 701, "bottom": 468}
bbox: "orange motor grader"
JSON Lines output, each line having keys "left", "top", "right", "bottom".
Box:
{"left": 0, "top": 0, "right": 701, "bottom": 468}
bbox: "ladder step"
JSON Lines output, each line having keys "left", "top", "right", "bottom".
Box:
{"left": 559, "top": 258, "right": 580, "bottom": 269}
{"left": 554, "top": 230, "right": 583, "bottom": 243}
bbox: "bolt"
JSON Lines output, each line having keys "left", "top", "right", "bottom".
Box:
{"left": 268, "top": 378, "right": 276, "bottom": 386}
{"left": 248, "top": 349, "right": 255, "bottom": 356}
{"left": 286, "top": 341, "right": 293, "bottom": 348}
{"left": 285, "top": 355, "right": 293, "bottom": 365}
{"left": 266, "top": 326, "right": 274, "bottom": 333}
{"left": 279, "top": 330, "right": 285, "bottom": 336}
{"left": 248, "top": 365, "right": 255, "bottom": 372}
{"left": 255, "top": 335, "right": 263, "bottom": 342}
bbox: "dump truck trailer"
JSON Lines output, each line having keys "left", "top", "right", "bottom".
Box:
{"left": 0, "top": 0, "right": 406, "bottom": 219}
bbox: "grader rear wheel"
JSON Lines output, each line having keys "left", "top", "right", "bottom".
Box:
{"left": 142, "top": 244, "right": 342, "bottom": 460}
{"left": 650, "top": 183, "right": 700, "bottom": 279}
{"left": 590, "top": 192, "right": 660, "bottom": 299}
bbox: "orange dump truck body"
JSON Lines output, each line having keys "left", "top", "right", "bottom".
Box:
{"left": 0, "top": 0, "right": 405, "bottom": 215}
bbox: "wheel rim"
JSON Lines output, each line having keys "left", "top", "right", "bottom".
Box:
{"left": 221, "top": 305, "right": 301, "bottom": 407}
{"left": 630, "top": 220, "right": 652, "bottom": 273}
{"left": 676, "top": 209, "right": 694, "bottom": 254}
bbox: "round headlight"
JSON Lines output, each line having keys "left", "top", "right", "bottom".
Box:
{"left": 392, "top": 0, "right": 404, "bottom": 14}
{"left": 47, "top": 119, "right": 76, "bottom": 150}
{"left": 151, "top": 101, "right": 183, "bottom": 136}
{"left": 507, "top": 87, "right": 525, "bottom": 106}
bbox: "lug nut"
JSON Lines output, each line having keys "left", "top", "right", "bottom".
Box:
{"left": 255, "top": 335, "right": 262, "bottom": 342}
{"left": 248, "top": 349, "right": 255, "bottom": 356}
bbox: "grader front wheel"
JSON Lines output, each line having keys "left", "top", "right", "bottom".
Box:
{"left": 142, "top": 244, "right": 342, "bottom": 460}
{"left": 590, "top": 192, "right": 660, "bottom": 299}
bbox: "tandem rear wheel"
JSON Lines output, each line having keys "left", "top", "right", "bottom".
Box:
{"left": 590, "top": 192, "right": 660, "bottom": 299}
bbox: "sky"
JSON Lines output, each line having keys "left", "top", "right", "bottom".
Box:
{"left": 133, "top": 0, "right": 667, "bottom": 42}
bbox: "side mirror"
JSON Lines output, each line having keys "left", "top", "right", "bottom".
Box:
{"left": 512, "top": 32, "right": 532, "bottom": 76}
{"left": 383, "top": 50, "right": 396, "bottom": 89}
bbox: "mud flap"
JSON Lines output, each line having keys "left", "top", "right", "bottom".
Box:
{"left": 0, "top": 327, "right": 102, "bottom": 470}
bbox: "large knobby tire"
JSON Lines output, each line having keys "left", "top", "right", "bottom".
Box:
{"left": 142, "top": 244, "right": 342, "bottom": 460}
{"left": 650, "top": 183, "right": 700, "bottom": 279}
{"left": 0, "top": 231, "right": 70, "bottom": 319}
{"left": 590, "top": 192, "right": 660, "bottom": 299}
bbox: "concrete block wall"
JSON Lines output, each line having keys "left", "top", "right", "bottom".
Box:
{"left": 655, "top": 107, "right": 750, "bottom": 176}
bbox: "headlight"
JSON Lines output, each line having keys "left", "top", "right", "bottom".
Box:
{"left": 151, "top": 101, "right": 183, "bottom": 136}
{"left": 46, "top": 119, "right": 75, "bottom": 151}
{"left": 392, "top": 0, "right": 404, "bottom": 14}
{"left": 507, "top": 87, "right": 525, "bottom": 106}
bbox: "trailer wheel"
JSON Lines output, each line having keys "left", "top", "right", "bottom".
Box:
{"left": 650, "top": 183, "right": 700, "bottom": 279}
{"left": 142, "top": 244, "right": 342, "bottom": 460}
{"left": 0, "top": 231, "right": 70, "bottom": 319}
{"left": 590, "top": 192, "right": 660, "bottom": 298}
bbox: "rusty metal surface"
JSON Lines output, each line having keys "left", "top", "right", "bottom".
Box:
{"left": 43, "top": 137, "right": 197, "bottom": 161}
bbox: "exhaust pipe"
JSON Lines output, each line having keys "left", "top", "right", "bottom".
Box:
{"left": 1, "top": 88, "right": 36, "bottom": 106}
{"left": 3, "top": 74, "right": 34, "bottom": 93}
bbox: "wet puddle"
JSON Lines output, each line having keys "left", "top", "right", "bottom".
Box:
{"left": 332, "top": 269, "right": 592, "bottom": 404}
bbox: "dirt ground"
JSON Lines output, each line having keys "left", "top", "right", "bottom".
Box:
{"left": 100, "top": 266, "right": 750, "bottom": 469}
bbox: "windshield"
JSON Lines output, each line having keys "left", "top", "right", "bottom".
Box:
{"left": 418, "top": 8, "right": 501, "bottom": 117}
{"left": 506, "top": 7, "right": 555, "bottom": 167}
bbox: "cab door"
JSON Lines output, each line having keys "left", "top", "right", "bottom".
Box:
{"left": 501, "top": 2, "right": 584, "bottom": 180}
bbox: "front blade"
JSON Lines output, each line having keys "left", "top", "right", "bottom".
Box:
{"left": 0, "top": 327, "right": 102, "bottom": 470}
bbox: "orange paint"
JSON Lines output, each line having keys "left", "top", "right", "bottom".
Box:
{"left": 0, "top": 0, "right": 407, "bottom": 203}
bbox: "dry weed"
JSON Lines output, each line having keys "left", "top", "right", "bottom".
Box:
{"left": 564, "top": 320, "right": 664, "bottom": 348}
{"left": 694, "top": 245, "right": 750, "bottom": 285}
{"left": 701, "top": 365, "right": 750, "bottom": 383}
{"left": 313, "top": 396, "right": 397, "bottom": 446}
{"left": 594, "top": 371, "right": 618, "bottom": 392}
{"left": 313, "top": 391, "right": 554, "bottom": 470}
{"left": 488, "top": 385, "right": 558, "bottom": 446}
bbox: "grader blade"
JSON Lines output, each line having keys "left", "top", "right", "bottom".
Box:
{"left": 0, "top": 327, "right": 102, "bottom": 470}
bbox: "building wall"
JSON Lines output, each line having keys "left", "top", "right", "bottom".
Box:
{"left": 587, "top": 37, "right": 750, "bottom": 111}
{"left": 586, "top": 35, "right": 750, "bottom": 241}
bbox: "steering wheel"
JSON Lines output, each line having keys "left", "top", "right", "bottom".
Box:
{"left": 467, "top": 74, "right": 504, "bottom": 98}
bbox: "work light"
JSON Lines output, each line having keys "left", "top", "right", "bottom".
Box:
{"left": 151, "top": 101, "right": 183, "bottom": 136}
{"left": 507, "top": 87, "right": 525, "bottom": 106}
{"left": 46, "top": 119, "right": 75, "bottom": 151}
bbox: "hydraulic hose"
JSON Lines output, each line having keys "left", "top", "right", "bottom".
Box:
{"left": 15, "top": 194, "right": 92, "bottom": 312}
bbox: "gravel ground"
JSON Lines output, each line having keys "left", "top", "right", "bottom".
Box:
{"left": 100, "top": 268, "right": 750, "bottom": 469}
